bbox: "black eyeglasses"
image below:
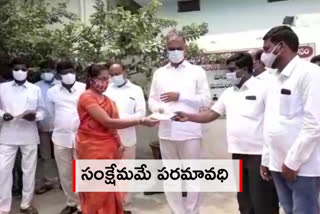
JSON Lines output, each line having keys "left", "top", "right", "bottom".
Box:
{"left": 13, "top": 68, "right": 27, "bottom": 72}
{"left": 167, "top": 48, "right": 184, "bottom": 51}
{"left": 59, "top": 68, "right": 76, "bottom": 75}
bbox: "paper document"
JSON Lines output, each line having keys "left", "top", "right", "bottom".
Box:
{"left": 15, "top": 110, "right": 36, "bottom": 119}
{"left": 149, "top": 112, "right": 175, "bottom": 121}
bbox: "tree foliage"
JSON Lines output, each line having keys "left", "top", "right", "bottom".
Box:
{"left": 0, "top": 0, "right": 78, "bottom": 66}
{"left": 0, "top": 0, "right": 209, "bottom": 79}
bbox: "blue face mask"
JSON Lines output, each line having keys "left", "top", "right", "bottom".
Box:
{"left": 41, "top": 72, "right": 55, "bottom": 82}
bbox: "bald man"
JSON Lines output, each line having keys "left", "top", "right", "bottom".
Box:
{"left": 148, "top": 31, "right": 211, "bottom": 214}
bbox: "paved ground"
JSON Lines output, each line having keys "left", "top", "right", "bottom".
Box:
{"left": 12, "top": 190, "right": 239, "bottom": 214}
{"left": 12, "top": 189, "right": 284, "bottom": 214}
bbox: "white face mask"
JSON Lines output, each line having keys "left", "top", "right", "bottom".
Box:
{"left": 261, "top": 43, "right": 281, "bottom": 68}
{"left": 226, "top": 72, "right": 242, "bottom": 86}
{"left": 168, "top": 50, "right": 184, "bottom": 64}
{"left": 13, "top": 70, "right": 28, "bottom": 81}
{"left": 111, "top": 74, "right": 126, "bottom": 87}
{"left": 41, "top": 72, "right": 55, "bottom": 82}
{"left": 61, "top": 73, "right": 76, "bottom": 85}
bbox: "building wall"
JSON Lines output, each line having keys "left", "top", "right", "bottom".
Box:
{"left": 157, "top": 0, "right": 320, "bottom": 34}
{"left": 64, "top": 0, "right": 109, "bottom": 23}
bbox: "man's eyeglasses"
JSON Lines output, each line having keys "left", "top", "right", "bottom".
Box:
{"left": 167, "top": 48, "right": 184, "bottom": 51}
{"left": 13, "top": 68, "right": 27, "bottom": 72}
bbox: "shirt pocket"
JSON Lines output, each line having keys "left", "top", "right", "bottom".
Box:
{"left": 125, "top": 97, "right": 136, "bottom": 114}
{"left": 240, "top": 95, "right": 264, "bottom": 119}
{"left": 279, "top": 94, "right": 300, "bottom": 118}
{"left": 26, "top": 95, "right": 38, "bottom": 110}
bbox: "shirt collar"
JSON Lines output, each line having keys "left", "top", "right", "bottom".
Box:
{"left": 234, "top": 76, "right": 256, "bottom": 91}
{"left": 12, "top": 80, "right": 30, "bottom": 89}
{"left": 279, "top": 55, "right": 300, "bottom": 77}
{"left": 60, "top": 82, "right": 77, "bottom": 93}
{"left": 110, "top": 80, "right": 131, "bottom": 89}
{"left": 42, "top": 79, "right": 56, "bottom": 86}
{"left": 166, "top": 60, "right": 190, "bottom": 69}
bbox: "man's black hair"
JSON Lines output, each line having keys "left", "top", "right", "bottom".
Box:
{"left": 263, "top": 25, "right": 299, "bottom": 52}
{"left": 311, "top": 55, "right": 320, "bottom": 64}
{"left": 226, "top": 52, "right": 253, "bottom": 73}
{"left": 56, "top": 60, "right": 75, "bottom": 74}
{"left": 10, "top": 57, "right": 29, "bottom": 68}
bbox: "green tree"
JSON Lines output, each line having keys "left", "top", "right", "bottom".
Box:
{"left": 0, "top": 0, "right": 208, "bottom": 80}
{"left": 0, "top": 0, "right": 77, "bottom": 67}
{"left": 80, "top": 0, "right": 209, "bottom": 79}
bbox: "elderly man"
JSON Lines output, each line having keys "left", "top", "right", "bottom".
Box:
{"left": 149, "top": 31, "right": 211, "bottom": 214}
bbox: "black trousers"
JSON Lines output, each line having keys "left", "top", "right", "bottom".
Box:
{"left": 233, "top": 154, "right": 279, "bottom": 214}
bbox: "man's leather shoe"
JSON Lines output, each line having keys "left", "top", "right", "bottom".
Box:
{"left": 20, "top": 205, "right": 38, "bottom": 214}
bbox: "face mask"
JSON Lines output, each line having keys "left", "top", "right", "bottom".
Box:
{"left": 261, "top": 43, "right": 281, "bottom": 68}
{"left": 61, "top": 73, "right": 76, "bottom": 85}
{"left": 41, "top": 72, "right": 55, "bottom": 82}
{"left": 90, "top": 78, "right": 109, "bottom": 93}
{"left": 168, "top": 50, "right": 184, "bottom": 64}
{"left": 111, "top": 74, "right": 126, "bottom": 87}
{"left": 13, "top": 70, "right": 28, "bottom": 81}
{"left": 226, "top": 72, "right": 243, "bottom": 86}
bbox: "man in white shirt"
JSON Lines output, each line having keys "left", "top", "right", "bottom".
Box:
{"left": 47, "top": 61, "right": 85, "bottom": 214}
{"left": 35, "top": 60, "right": 59, "bottom": 195}
{"left": 105, "top": 62, "right": 146, "bottom": 213}
{"left": 148, "top": 31, "right": 211, "bottom": 214}
{"left": 0, "top": 57, "right": 45, "bottom": 214}
{"left": 173, "top": 52, "right": 279, "bottom": 214}
{"left": 260, "top": 26, "right": 320, "bottom": 214}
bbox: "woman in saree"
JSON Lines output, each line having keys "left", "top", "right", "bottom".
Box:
{"left": 76, "top": 64, "right": 158, "bottom": 214}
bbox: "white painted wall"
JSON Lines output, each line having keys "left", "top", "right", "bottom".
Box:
{"left": 64, "top": 0, "right": 109, "bottom": 23}
{"left": 157, "top": 0, "right": 320, "bottom": 34}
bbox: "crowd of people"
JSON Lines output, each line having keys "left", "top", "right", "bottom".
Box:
{"left": 0, "top": 25, "right": 320, "bottom": 214}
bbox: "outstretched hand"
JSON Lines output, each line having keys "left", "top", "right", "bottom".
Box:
{"left": 172, "top": 112, "right": 189, "bottom": 122}
{"left": 141, "top": 117, "right": 159, "bottom": 127}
